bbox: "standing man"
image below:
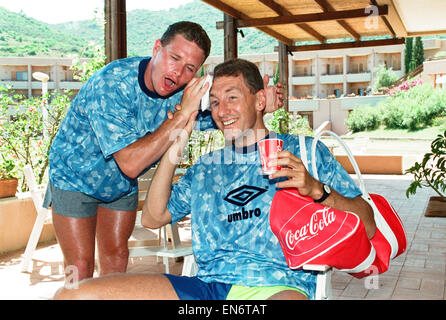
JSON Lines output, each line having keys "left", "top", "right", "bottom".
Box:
{"left": 43, "top": 21, "right": 283, "bottom": 282}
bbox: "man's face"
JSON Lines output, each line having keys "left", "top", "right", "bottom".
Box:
{"left": 210, "top": 74, "right": 263, "bottom": 144}
{"left": 148, "top": 34, "right": 205, "bottom": 96}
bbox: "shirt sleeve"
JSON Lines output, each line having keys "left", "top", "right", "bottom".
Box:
{"left": 167, "top": 168, "right": 194, "bottom": 225}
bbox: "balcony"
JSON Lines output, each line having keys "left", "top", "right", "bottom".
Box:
{"left": 288, "top": 98, "right": 319, "bottom": 112}
{"left": 59, "top": 81, "right": 83, "bottom": 90}
{"left": 291, "top": 75, "right": 316, "bottom": 85}
{"left": 346, "top": 72, "right": 372, "bottom": 83}
{"left": 0, "top": 80, "right": 28, "bottom": 89}
{"left": 0, "top": 80, "right": 82, "bottom": 92}
{"left": 320, "top": 74, "right": 344, "bottom": 84}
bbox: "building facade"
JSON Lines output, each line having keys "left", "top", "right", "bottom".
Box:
{"left": 203, "top": 38, "right": 446, "bottom": 99}
{"left": 0, "top": 56, "right": 89, "bottom": 98}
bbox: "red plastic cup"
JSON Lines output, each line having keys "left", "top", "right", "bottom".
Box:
{"left": 258, "top": 138, "right": 283, "bottom": 175}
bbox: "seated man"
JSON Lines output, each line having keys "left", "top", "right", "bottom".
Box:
{"left": 54, "top": 59, "right": 375, "bottom": 300}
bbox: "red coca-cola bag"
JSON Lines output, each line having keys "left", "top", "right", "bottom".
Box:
{"left": 269, "top": 131, "right": 406, "bottom": 278}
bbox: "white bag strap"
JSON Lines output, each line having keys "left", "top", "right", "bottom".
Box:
{"left": 310, "top": 131, "right": 401, "bottom": 261}
{"left": 299, "top": 135, "right": 308, "bottom": 171}
{"left": 311, "top": 130, "right": 366, "bottom": 195}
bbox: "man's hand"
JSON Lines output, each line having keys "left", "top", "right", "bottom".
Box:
{"left": 178, "top": 76, "right": 210, "bottom": 118}
{"left": 268, "top": 150, "right": 322, "bottom": 199}
{"left": 167, "top": 104, "right": 183, "bottom": 119}
{"left": 263, "top": 74, "right": 284, "bottom": 114}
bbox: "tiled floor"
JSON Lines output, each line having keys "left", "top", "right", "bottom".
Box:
{"left": 332, "top": 175, "right": 446, "bottom": 300}
{"left": 0, "top": 174, "right": 444, "bottom": 300}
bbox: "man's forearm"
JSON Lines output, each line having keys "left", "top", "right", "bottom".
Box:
{"left": 321, "top": 188, "right": 376, "bottom": 239}
{"left": 141, "top": 151, "right": 177, "bottom": 228}
{"left": 113, "top": 111, "right": 189, "bottom": 179}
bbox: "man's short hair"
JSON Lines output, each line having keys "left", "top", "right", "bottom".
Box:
{"left": 160, "top": 21, "right": 211, "bottom": 61}
{"left": 213, "top": 59, "right": 264, "bottom": 94}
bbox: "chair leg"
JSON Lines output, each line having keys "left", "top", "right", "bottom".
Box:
{"left": 315, "top": 270, "right": 332, "bottom": 300}
{"left": 324, "top": 270, "right": 332, "bottom": 300}
{"left": 167, "top": 224, "right": 181, "bottom": 249}
{"left": 181, "top": 255, "right": 198, "bottom": 277}
{"left": 21, "top": 209, "right": 49, "bottom": 273}
{"left": 163, "top": 256, "right": 170, "bottom": 274}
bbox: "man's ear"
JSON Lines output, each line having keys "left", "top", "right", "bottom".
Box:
{"left": 255, "top": 89, "right": 267, "bottom": 112}
{"left": 152, "top": 39, "right": 163, "bottom": 57}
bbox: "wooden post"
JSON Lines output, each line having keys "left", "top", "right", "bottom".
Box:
{"left": 278, "top": 41, "right": 289, "bottom": 112}
{"left": 105, "top": 0, "right": 127, "bottom": 64}
{"left": 224, "top": 14, "right": 237, "bottom": 61}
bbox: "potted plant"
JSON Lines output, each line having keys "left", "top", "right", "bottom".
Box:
{"left": 406, "top": 130, "right": 446, "bottom": 216}
{"left": 0, "top": 158, "right": 18, "bottom": 198}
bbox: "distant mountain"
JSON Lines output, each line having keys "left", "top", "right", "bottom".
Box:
{"left": 0, "top": 0, "right": 277, "bottom": 58}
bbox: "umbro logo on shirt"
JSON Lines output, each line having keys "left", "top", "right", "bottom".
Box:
{"left": 224, "top": 185, "right": 267, "bottom": 206}
{"left": 224, "top": 185, "right": 267, "bottom": 223}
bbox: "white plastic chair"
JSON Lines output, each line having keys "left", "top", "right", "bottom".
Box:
{"left": 128, "top": 223, "right": 193, "bottom": 274}
{"left": 129, "top": 168, "right": 193, "bottom": 273}
{"left": 21, "top": 165, "right": 51, "bottom": 273}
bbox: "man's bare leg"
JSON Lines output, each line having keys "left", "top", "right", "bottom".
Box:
{"left": 268, "top": 290, "right": 308, "bottom": 300}
{"left": 53, "top": 273, "right": 179, "bottom": 300}
{"left": 52, "top": 212, "right": 96, "bottom": 281}
{"left": 95, "top": 207, "right": 137, "bottom": 275}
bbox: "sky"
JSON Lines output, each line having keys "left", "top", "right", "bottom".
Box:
{"left": 0, "top": 0, "right": 195, "bottom": 24}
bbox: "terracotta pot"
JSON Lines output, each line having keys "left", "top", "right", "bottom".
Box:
{"left": 0, "top": 178, "right": 18, "bottom": 198}
{"left": 425, "top": 196, "right": 446, "bottom": 217}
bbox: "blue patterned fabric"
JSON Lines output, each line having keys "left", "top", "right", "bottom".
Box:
{"left": 167, "top": 133, "right": 362, "bottom": 300}
{"left": 48, "top": 57, "right": 215, "bottom": 202}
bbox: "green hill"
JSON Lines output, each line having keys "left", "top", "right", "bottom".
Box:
{"left": 0, "top": 6, "right": 96, "bottom": 57}
{"left": 0, "top": 0, "right": 277, "bottom": 58}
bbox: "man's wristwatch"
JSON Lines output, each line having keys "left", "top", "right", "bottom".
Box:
{"left": 314, "top": 184, "right": 331, "bottom": 203}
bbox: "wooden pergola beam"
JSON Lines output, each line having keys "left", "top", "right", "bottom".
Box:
{"left": 281, "top": 37, "right": 405, "bottom": 52}
{"left": 202, "top": 0, "right": 294, "bottom": 46}
{"left": 278, "top": 42, "right": 289, "bottom": 112}
{"left": 313, "top": 0, "right": 361, "bottom": 40}
{"left": 217, "top": 6, "right": 388, "bottom": 28}
{"left": 258, "top": 0, "right": 326, "bottom": 43}
{"left": 104, "top": 0, "right": 127, "bottom": 64}
{"left": 224, "top": 14, "right": 238, "bottom": 61}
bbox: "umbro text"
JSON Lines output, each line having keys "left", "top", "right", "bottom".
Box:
{"left": 228, "top": 207, "right": 261, "bottom": 223}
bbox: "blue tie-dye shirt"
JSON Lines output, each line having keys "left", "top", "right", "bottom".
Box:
{"left": 167, "top": 133, "right": 362, "bottom": 299}
{"left": 48, "top": 56, "right": 214, "bottom": 202}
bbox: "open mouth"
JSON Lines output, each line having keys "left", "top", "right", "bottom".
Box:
{"left": 164, "top": 77, "right": 176, "bottom": 90}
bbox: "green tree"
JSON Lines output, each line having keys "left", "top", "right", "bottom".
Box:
{"left": 413, "top": 36, "right": 425, "bottom": 68}
{"left": 409, "top": 57, "right": 417, "bottom": 72}
{"left": 404, "top": 37, "right": 413, "bottom": 74}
